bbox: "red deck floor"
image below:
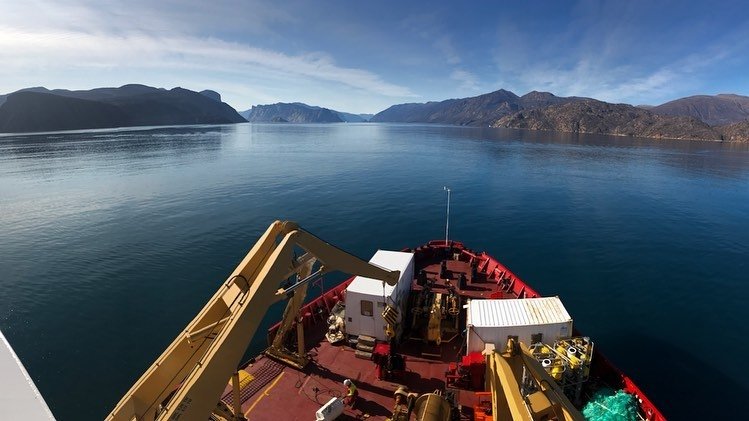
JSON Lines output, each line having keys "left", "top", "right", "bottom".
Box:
{"left": 226, "top": 247, "right": 505, "bottom": 420}
{"left": 236, "top": 339, "right": 468, "bottom": 421}
{"left": 215, "top": 241, "right": 665, "bottom": 421}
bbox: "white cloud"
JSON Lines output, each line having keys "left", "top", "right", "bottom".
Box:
{"left": 0, "top": 0, "right": 294, "bottom": 37}
{"left": 0, "top": 1, "right": 415, "bottom": 111}
{"left": 0, "top": 27, "right": 414, "bottom": 105}
{"left": 502, "top": 43, "right": 743, "bottom": 105}
{"left": 491, "top": 7, "right": 749, "bottom": 105}
{"left": 434, "top": 36, "right": 461, "bottom": 65}
{"left": 450, "top": 69, "right": 481, "bottom": 93}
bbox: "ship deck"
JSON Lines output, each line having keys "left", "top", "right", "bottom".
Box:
{"left": 224, "top": 248, "right": 498, "bottom": 420}
{"left": 219, "top": 241, "right": 665, "bottom": 421}
{"left": 235, "top": 331, "right": 470, "bottom": 420}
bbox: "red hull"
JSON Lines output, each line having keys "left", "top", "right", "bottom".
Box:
{"left": 231, "top": 240, "right": 665, "bottom": 420}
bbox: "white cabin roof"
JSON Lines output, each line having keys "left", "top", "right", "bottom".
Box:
{"left": 468, "top": 297, "right": 572, "bottom": 327}
{"left": 346, "top": 250, "right": 413, "bottom": 297}
{"left": 0, "top": 330, "right": 56, "bottom": 420}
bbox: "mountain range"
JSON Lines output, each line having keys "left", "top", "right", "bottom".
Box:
{"left": 370, "top": 90, "right": 749, "bottom": 141}
{"left": 0, "top": 84, "right": 245, "bottom": 133}
{"left": 491, "top": 96, "right": 749, "bottom": 141}
{"left": 650, "top": 94, "right": 749, "bottom": 126}
{"left": 240, "top": 103, "right": 372, "bottom": 123}
{"left": 371, "top": 90, "right": 588, "bottom": 126}
{"left": 1, "top": 83, "right": 747, "bottom": 141}
{"left": 493, "top": 100, "right": 724, "bottom": 141}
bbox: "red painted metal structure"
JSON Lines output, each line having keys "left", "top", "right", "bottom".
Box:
{"left": 242, "top": 240, "right": 667, "bottom": 421}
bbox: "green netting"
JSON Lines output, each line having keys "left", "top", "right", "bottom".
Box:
{"left": 582, "top": 388, "right": 639, "bottom": 421}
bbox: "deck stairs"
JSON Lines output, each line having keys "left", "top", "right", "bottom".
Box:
{"left": 354, "top": 335, "right": 376, "bottom": 360}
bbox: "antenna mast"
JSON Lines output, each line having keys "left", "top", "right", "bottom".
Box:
{"left": 443, "top": 186, "right": 451, "bottom": 246}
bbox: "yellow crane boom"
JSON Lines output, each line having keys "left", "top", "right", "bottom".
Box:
{"left": 485, "top": 338, "right": 584, "bottom": 421}
{"left": 107, "top": 220, "right": 400, "bottom": 421}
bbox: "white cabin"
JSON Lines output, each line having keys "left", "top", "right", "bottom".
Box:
{"left": 466, "top": 297, "right": 573, "bottom": 353}
{"left": 345, "top": 250, "right": 414, "bottom": 341}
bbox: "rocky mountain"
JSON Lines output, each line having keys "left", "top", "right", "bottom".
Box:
{"left": 241, "top": 102, "right": 368, "bottom": 123}
{"left": 371, "top": 89, "right": 587, "bottom": 126}
{"left": 198, "top": 89, "right": 221, "bottom": 102}
{"left": 0, "top": 84, "right": 164, "bottom": 106}
{"left": 0, "top": 85, "right": 245, "bottom": 133}
{"left": 651, "top": 94, "right": 749, "bottom": 126}
{"left": 0, "top": 92, "right": 126, "bottom": 133}
{"left": 493, "top": 99, "right": 729, "bottom": 141}
{"left": 720, "top": 120, "right": 749, "bottom": 142}
{"left": 0, "top": 87, "right": 48, "bottom": 107}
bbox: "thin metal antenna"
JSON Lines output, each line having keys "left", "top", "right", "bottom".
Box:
{"left": 443, "top": 186, "right": 451, "bottom": 246}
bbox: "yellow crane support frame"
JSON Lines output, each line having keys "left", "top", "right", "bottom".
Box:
{"left": 107, "top": 221, "right": 400, "bottom": 421}
{"left": 485, "top": 339, "right": 584, "bottom": 421}
{"left": 265, "top": 255, "right": 315, "bottom": 369}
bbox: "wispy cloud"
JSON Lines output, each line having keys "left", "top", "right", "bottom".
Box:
{"left": 401, "top": 19, "right": 487, "bottom": 98}
{"left": 497, "top": 38, "right": 747, "bottom": 104}
{"left": 0, "top": 0, "right": 295, "bottom": 37}
{"left": 434, "top": 36, "right": 461, "bottom": 65}
{"left": 491, "top": 2, "right": 749, "bottom": 104}
{"left": 0, "top": 1, "right": 415, "bottom": 111}
{"left": 0, "top": 27, "right": 415, "bottom": 105}
{"left": 450, "top": 69, "right": 481, "bottom": 93}
{"left": 1, "top": 0, "right": 747, "bottom": 110}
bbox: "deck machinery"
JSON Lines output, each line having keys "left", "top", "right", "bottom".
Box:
{"left": 105, "top": 222, "right": 665, "bottom": 421}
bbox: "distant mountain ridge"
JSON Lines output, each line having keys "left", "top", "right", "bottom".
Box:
{"left": 0, "top": 84, "right": 245, "bottom": 133}
{"left": 241, "top": 102, "right": 371, "bottom": 123}
{"left": 493, "top": 99, "right": 724, "bottom": 141}
{"left": 371, "top": 89, "right": 748, "bottom": 141}
{"left": 651, "top": 94, "right": 749, "bottom": 126}
{"left": 0, "top": 84, "right": 165, "bottom": 107}
{"left": 493, "top": 99, "right": 749, "bottom": 141}
{"left": 370, "top": 89, "right": 589, "bottom": 126}
{"left": 3, "top": 83, "right": 748, "bottom": 141}
{"left": 336, "top": 111, "right": 373, "bottom": 123}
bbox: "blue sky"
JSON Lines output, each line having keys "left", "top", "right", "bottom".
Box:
{"left": 0, "top": 0, "right": 747, "bottom": 113}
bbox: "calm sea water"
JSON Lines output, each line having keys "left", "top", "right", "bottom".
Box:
{"left": 1, "top": 123, "right": 748, "bottom": 420}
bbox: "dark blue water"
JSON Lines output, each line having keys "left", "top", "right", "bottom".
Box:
{"left": 1, "top": 123, "right": 747, "bottom": 420}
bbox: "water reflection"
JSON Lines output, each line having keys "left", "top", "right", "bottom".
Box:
{"left": 442, "top": 125, "right": 749, "bottom": 179}
{"left": 0, "top": 125, "right": 233, "bottom": 168}
{"left": 0, "top": 123, "right": 747, "bottom": 420}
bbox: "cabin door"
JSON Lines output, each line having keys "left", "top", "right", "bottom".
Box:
{"left": 359, "top": 299, "right": 376, "bottom": 337}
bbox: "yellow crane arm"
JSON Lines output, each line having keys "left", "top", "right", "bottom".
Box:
{"left": 486, "top": 339, "right": 584, "bottom": 421}
{"left": 107, "top": 221, "right": 400, "bottom": 421}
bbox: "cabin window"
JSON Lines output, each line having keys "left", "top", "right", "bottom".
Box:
{"left": 361, "top": 300, "right": 373, "bottom": 317}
